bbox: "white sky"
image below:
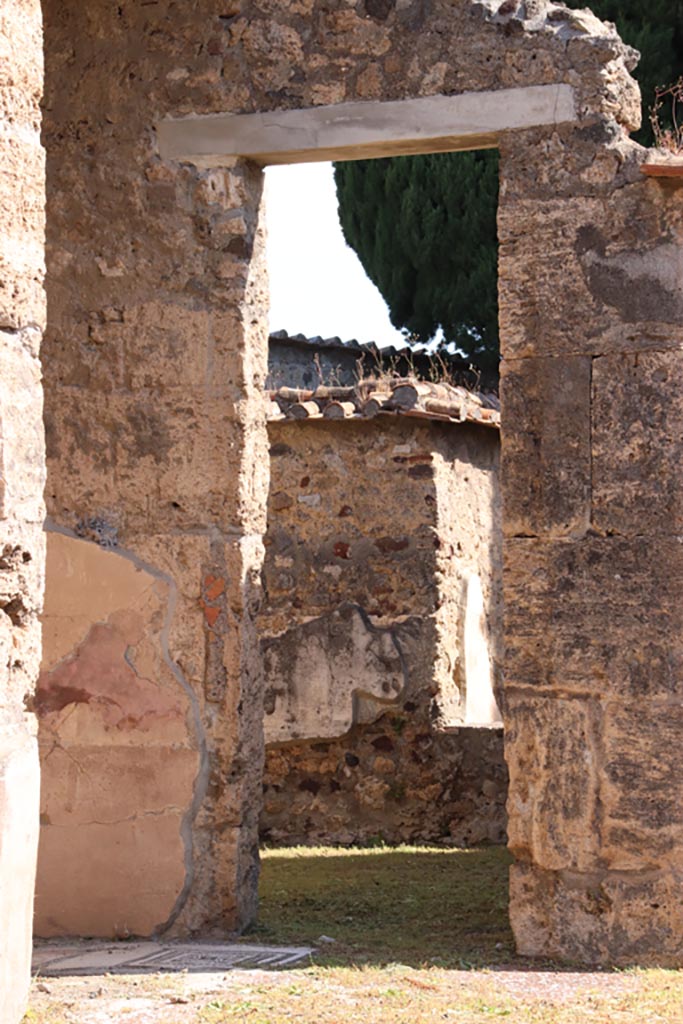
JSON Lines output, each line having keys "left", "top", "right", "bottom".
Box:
{"left": 264, "top": 162, "right": 407, "bottom": 348}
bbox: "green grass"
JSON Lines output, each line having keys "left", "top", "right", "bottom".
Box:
{"left": 246, "top": 845, "right": 515, "bottom": 968}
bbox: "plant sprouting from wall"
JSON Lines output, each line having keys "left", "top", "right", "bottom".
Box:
{"left": 650, "top": 76, "right": 683, "bottom": 153}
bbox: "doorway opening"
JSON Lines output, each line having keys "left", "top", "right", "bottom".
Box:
{"left": 254, "top": 148, "right": 507, "bottom": 962}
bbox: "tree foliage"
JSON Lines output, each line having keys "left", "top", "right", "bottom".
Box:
{"left": 335, "top": 150, "right": 499, "bottom": 371}
{"left": 334, "top": 2, "right": 683, "bottom": 375}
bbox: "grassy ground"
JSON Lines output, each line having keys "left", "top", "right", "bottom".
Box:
{"left": 26, "top": 845, "right": 683, "bottom": 1024}
{"left": 250, "top": 844, "right": 514, "bottom": 968}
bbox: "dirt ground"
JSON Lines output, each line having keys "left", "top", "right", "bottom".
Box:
{"left": 25, "top": 961, "right": 683, "bottom": 1024}
{"left": 26, "top": 846, "right": 683, "bottom": 1024}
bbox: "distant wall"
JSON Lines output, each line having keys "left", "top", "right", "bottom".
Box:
{"left": 267, "top": 332, "right": 476, "bottom": 391}
{"left": 259, "top": 416, "right": 506, "bottom": 846}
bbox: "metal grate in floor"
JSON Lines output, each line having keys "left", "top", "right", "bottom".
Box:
{"left": 33, "top": 940, "right": 314, "bottom": 976}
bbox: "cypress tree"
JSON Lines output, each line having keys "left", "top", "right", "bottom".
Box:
{"left": 334, "top": 2, "right": 683, "bottom": 377}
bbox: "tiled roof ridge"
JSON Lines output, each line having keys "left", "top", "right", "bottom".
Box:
{"left": 266, "top": 376, "right": 500, "bottom": 429}
{"left": 268, "top": 329, "right": 469, "bottom": 364}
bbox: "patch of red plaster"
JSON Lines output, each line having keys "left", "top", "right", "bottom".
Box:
{"left": 36, "top": 621, "right": 187, "bottom": 741}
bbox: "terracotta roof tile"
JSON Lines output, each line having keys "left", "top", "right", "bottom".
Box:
{"left": 266, "top": 377, "right": 499, "bottom": 429}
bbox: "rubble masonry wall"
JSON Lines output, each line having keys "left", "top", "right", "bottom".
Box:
{"left": 260, "top": 416, "right": 505, "bottom": 847}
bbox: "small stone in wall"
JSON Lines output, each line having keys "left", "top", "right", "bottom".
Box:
{"left": 355, "top": 776, "right": 389, "bottom": 810}
{"left": 272, "top": 492, "right": 293, "bottom": 511}
{"left": 298, "top": 493, "right": 321, "bottom": 508}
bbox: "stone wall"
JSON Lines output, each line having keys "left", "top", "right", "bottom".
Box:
{"left": 35, "top": 0, "right": 683, "bottom": 965}
{"left": 499, "top": 134, "right": 683, "bottom": 966}
{"left": 0, "top": 0, "right": 45, "bottom": 1019}
{"left": 38, "top": 0, "right": 271, "bottom": 936}
{"left": 260, "top": 415, "right": 505, "bottom": 846}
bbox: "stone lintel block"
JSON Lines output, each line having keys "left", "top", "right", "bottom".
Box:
{"left": 510, "top": 861, "right": 683, "bottom": 966}
{"left": 601, "top": 699, "right": 683, "bottom": 872}
{"left": 504, "top": 692, "right": 600, "bottom": 873}
{"left": 501, "top": 356, "right": 590, "bottom": 539}
{"left": 593, "top": 350, "right": 683, "bottom": 537}
{"left": 505, "top": 536, "right": 683, "bottom": 698}
{"left": 157, "top": 85, "right": 576, "bottom": 167}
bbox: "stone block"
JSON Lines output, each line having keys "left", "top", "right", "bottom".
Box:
{"left": 510, "top": 862, "right": 683, "bottom": 966}
{"left": 501, "top": 356, "right": 591, "bottom": 539}
{"left": 45, "top": 388, "right": 253, "bottom": 535}
{"left": 592, "top": 350, "right": 683, "bottom": 536}
{"left": 498, "top": 156, "right": 683, "bottom": 358}
{"left": 505, "top": 692, "right": 600, "bottom": 872}
{"left": 121, "top": 302, "right": 212, "bottom": 391}
{"left": 0, "top": 127, "right": 44, "bottom": 241}
{"left": 499, "top": 249, "right": 604, "bottom": 361}
{"left": 505, "top": 536, "right": 683, "bottom": 698}
{"left": 601, "top": 700, "right": 683, "bottom": 872}
{"left": 0, "top": 336, "right": 45, "bottom": 523}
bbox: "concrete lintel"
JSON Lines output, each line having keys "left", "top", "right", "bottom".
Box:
{"left": 157, "top": 83, "right": 576, "bottom": 167}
